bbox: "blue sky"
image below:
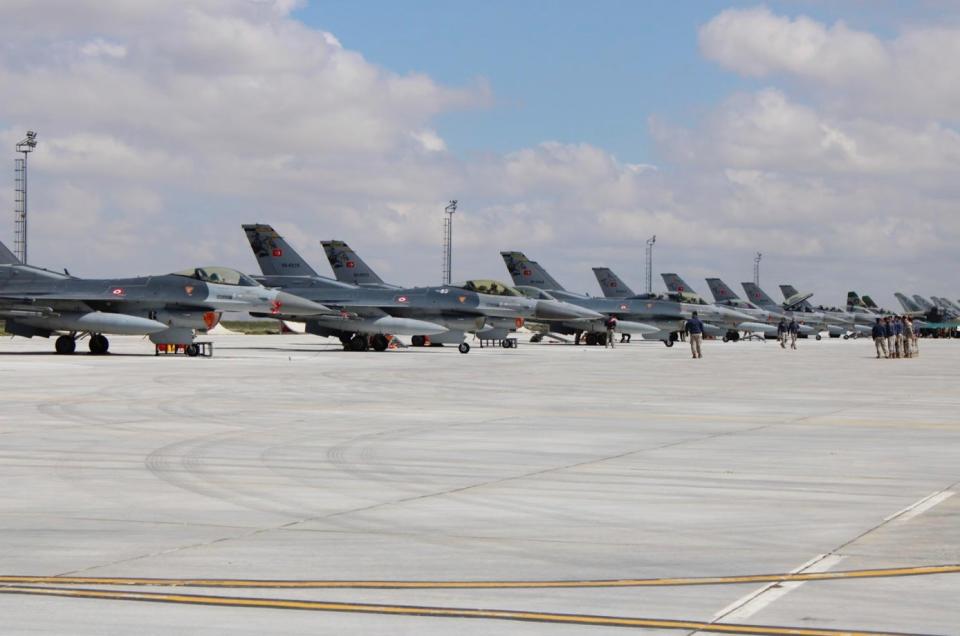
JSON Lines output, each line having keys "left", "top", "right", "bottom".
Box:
{"left": 293, "top": 1, "right": 946, "bottom": 164}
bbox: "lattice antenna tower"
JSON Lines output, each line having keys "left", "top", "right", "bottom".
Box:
{"left": 14, "top": 130, "right": 37, "bottom": 264}
{"left": 442, "top": 200, "right": 457, "bottom": 285}
{"left": 644, "top": 235, "right": 656, "bottom": 293}
{"left": 754, "top": 252, "right": 762, "bottom": 286}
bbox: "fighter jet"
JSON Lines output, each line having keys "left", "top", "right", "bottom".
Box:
{"left": 741, "top": 282, "right": 843, "bottom": 338}
{"left": 660, "top": 273, "right": 780, "bottom": 339}
{"left": 0, "top": 240, "right": 328, "bottom": 355}
{"left": 779, "top": 284, "right": 868, "bottom": 336}
{"left": 704, "top": 277, "right": 816, "bottom": 338}
{"left": 501, "top": 252, "right": 751, "bottom": 346}
{"left": 321, "top": 240, "right": 398, "bottom": 290}
{"left": 244, "top": 225, "right": 599, "bottom": 353}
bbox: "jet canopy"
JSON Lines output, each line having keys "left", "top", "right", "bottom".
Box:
{"left": 458, "top": 279, "right": 523, "bottom": 297}
{"left": 173, "top": 267, "right": 259, "bottom": 287}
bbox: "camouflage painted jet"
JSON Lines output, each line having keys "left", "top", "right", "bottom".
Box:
{"left": 704, "top": 277, "right": 816, "bottom": 338}
{"left": 501, "top": 252, "right": 751, "bottom": 346}
{"left": 0, "top": 240, "right": 328, "bottom": 355}
{"left": 244, "top": 225, "right": 600, "bottom": 353}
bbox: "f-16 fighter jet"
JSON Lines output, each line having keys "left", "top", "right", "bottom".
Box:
{"left": 0, "top": 240, "right": 328, "bottom": 355}
{"left": 244, "top": 225, "right": 599, "bottom": 353}
{"left": 779, "top": 284, "right": 868, "bottom": 337}
{"left": 704, "top": 277, "right": 817, "bottom": 338}
{"left": 501, "top": 252, "right": 752, "bottom": 346}
{"left": 659, "top": 273, "right": 780, "bottom": 340}
{"left": 741, "top": 282, "right": 845, "bottom": 338}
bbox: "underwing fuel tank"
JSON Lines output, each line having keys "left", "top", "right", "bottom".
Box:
{"left": 310, "top": 315, "right": 448, "bottom": 336}
{"left": 22, "top": 311, "right": 167, "bottom": 335}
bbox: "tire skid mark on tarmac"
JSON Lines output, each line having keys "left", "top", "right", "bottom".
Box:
{"left": 0, "top": 584, "right": 931, "bottom": 636}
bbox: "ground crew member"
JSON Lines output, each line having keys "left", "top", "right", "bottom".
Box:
{"left": 872, "top": 318, "right": 887, "bottom": 358}
{"left": 908, "top": 317, "right": 919, "bottom": 356}
{"left": 884, "top": 316, "right": 895, "bottom": 357}
{"left": 788, "top": 318, "right": 799, "bottom": 350}
{"left": 903, "top": 316, "right": 914, "bottom": 358}
{"left": 777, "top": 318, "right": 787, "bottom": 349}
{"left": 604, "top": 316, "right": 617, "bottom": 349}
{"left": 893, "top": 316, "right": 904, "bottom": 358}
{"left": 685, "top": 311, "right": 704, "bottom": 359}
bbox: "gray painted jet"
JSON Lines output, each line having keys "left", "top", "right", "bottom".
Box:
{"left": 660, "top": 273, "right": 780, "bottom": 339}
{"left": 0, "top": 240, "right": 328, "bottom": 355}
{"left": 741, "top": 282, "right": 845, "bottom": 337}
{"left": 704, "top": 277, "right": 816, "bottom": 338}
{"left": 779, "top": 284, "right": 867, "bottom": 336}
{"left": 501, "top": 252, "right": 751, "bottom": 346}
{"left": 244, "top": 225, "right": 599, "bottom": 352}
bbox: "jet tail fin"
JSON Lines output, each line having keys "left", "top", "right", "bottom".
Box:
{"left": 592, "top": 267, "right": 634, "bottom": 298}
{"left": 242, "top": 224, "right": 319, "bottom": 277}
{"left": 0, "top": 240, "right": 20, "bottom": 265}
{"left": 661, "top": 273, "right": 697, "bottom": 295}
{"left": 320, "top": 240, "right": 390, "bottom": 288}
{"left": 705, "top": 278, "right": 740, "bottom": 302}
{"left": 741, "top": 282, "right": 778, "bottom": 309}
{"left": 861, "top": 295, "right": 879, "bottom": 309}
{"left": 500, "top": 251, "right": 565, "bottom": 291}
{"left": 895, "top": 293, "right": 919, "bottom": 312}
{"left": 847, "top": 291, "right": 867, "bottom": 312}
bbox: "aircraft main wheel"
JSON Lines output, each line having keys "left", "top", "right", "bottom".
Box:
{"left": 348, "top": 335, "right": 369, "bottom": 351}
{"left": 371, "top": 334, "right": 389, "bottom": 352}
{"left": 664, "top": 339, "right": 674, "bottom": 347}
{"left": 339, "top": 334, "right": 352, "bottom": 346}
{"left": 584, "top": 332, "right": 598, "bottom": 346}
{"left": 89, "top": 334, "right": 109, "bottom": 355}
{"left": 458, "top": 342, "right": 470, "bottom": 354}
{"left": 55, "top": 335, "right": 76, "bottom": 355}
{"left": 722, "top": 335, "right": 729, "bottom": 343}
{"left": 411, "top": 335, "right": 426, "bottom": 347}
{"left": 815, "top": 334, "right": 822, "bottom": 340}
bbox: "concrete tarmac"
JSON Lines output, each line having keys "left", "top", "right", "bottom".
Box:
{"left": 0, "top": 334, "right": 957, "bottom": 634}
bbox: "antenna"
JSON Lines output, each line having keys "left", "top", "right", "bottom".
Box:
{"left": 644, "top": 235, "right": 656, "bottom": 293}
{"left": 753, "top": 252, "right": 762, "bottom": 286}
{"left": 442, "top": 200, "right": 457, "bottom": 285}
{"left": 14, "top": 130, "right": 37, "bottom": 264}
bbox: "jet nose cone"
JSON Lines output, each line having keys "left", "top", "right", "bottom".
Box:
{"left": 274, "top": 291, "right": 331, "bottom": 316}
{"left": 535, "top": 300, "right": 603, "bottom": 321}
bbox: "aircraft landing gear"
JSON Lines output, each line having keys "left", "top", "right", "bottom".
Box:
{"left": 584, "top": 332, "right": 598, "bottom": 346}
{"left": 371, "top": 334, "right": 389, "bottom": 352}
{"left": 722, "top": 330, "right": 740, "bottom": 343}
{"left": 89, "top": 334, "right": 110, "bottom": 355}
{"left": 347, "top": 334, "right": 369, "bottom": 351}
{"left": 815, "top": 334, "right": 822, "bottom": 341}
{"left": 55, "top": 335, "right": 76, "bottom": 355}
{"left": 458, "top": 342, "right": 470, "bottom": 354}
{"left": 664, "top": 339, "right": 674, "bottom": 347}
{"left": 411, "top": 335, "right": 426, "bottom": 347}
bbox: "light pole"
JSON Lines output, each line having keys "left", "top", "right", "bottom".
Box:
{"left": 442, "top": 200, "right": 457, "bottom": 285}
{"left": 14, "top": 130, "right": 37, "bottom": 264}
{"left": 753, "top": 252, "right": 762, "bottom": 286}
{"left": 644, "top": 235, "right": 656, "bottom": 293}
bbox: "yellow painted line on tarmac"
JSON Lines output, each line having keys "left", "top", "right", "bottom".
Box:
{"left": 1, "top": 564, "right": 958, "bottom": 589}
{"left": 0, "top": 584, "right": 924, "bottom": 635}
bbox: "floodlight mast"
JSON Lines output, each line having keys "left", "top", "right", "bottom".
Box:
{"left": 644, "top": 235, "right": 656, "bottom": 294}
{"left": 754, "top": 252, "right": 762, "bottom": 286}
{"left": 14, "top": 130, "right": 37, "bottom": 265}
{"left": 442, "top": 200, "right": 457, "bottom": 286}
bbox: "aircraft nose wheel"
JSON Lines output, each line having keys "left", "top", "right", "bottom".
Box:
{"left": 88, "top": 334, "right": 109, "bottom": 355}
{"left": 458, "top": 342, "right": 470, "bottom": 354}
{"left": 55, "top": 335, "right": 76, "bottom": 355}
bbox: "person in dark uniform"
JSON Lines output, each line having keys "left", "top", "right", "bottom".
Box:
{"left": 788, "top": 318, "right": 799, "bottom": 350}
{"left": 872, "top": 318, "right": 887, "bottom": 358}
{"left": 777, "top": 318, "right": 787, "bottom": 349}
{"left": 685, "top": 311, "right": 705, "bottom": 359}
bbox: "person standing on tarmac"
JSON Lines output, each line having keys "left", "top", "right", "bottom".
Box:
{"left": 902, "top": 316, "right": 914, "bottom": 358}
{"left": 788, "top": 318, "right": 799, "bottom": 350}
{"left": 777, "top": 318, "right": 788, "bottom": 349}
{"left": 685, "top": 311, "right": 705, "bottom": 359}
{"left": 872, "top": 318, "right": 888, "bottom": 358}
{"left": 893, "top": 316, "right": 904, "bottom": 358}
{"left": 604, "top": 315, "right": 617, "bottom": 349}
{"left": 908, "top": 317, "right": 919, "bottom": 356}
{"left": 884, "top": 316, "right": 895, "bottom": 357}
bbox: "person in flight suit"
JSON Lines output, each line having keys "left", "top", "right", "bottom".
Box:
{"left": 788, "top": 318, "right": 799, "bottom": 350}
{"left": 685, "top": 311, "right": 705, "bottom": 359}
{"left": 777, "top": 318, "right": 788, "bottom": 349}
